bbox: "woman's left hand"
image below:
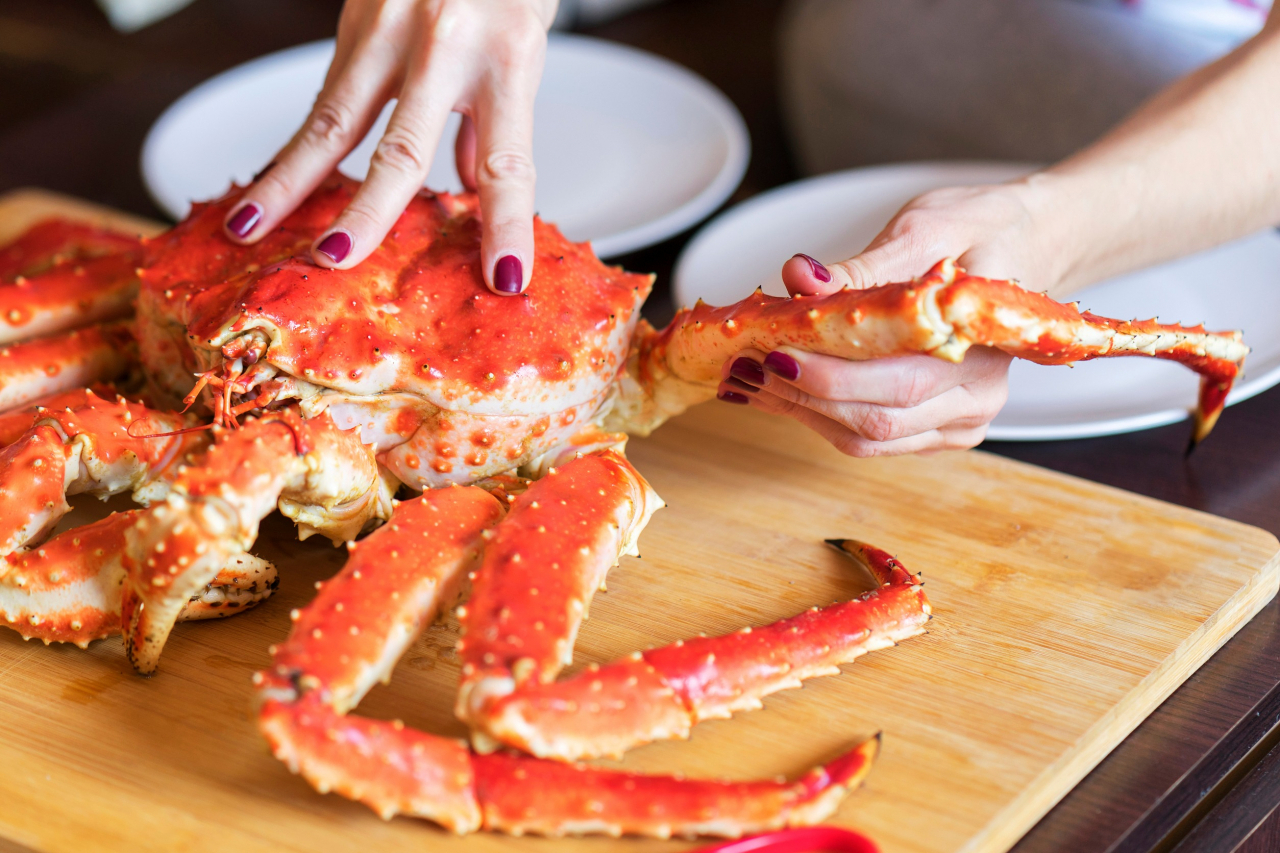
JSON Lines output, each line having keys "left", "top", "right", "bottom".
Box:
{"left": 718, "top": 340, "right": 1012, "bottom": 456}
{"left": 713, "top": 181, "right": 1046, "bottom": 456}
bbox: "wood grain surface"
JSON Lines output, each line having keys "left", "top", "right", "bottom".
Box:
{"left": 1, "top": 196, "right": 1278, "bottom": 853}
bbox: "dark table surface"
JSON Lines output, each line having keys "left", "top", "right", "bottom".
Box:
{"left": 2, "top": 2, "right": 1279, "bottom": 851}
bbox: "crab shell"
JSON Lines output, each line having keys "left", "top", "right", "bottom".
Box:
{"left": 137, "top": 175, "right": 652, "bottom": 489}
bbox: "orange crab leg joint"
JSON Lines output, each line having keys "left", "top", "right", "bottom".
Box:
{"left": 455, "top": 449, "right": 662, "bottom": 730}
{"left": 474, "top": 540, "right": 931, "bottom": 762}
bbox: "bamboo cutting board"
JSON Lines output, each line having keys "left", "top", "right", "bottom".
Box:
{"left": 0, "top": 190, "right": 1276, "bottom": 853}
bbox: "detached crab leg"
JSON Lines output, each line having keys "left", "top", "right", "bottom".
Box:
{"left": 121, "top": 409, "right": 394, "bottom": 674}
{"left": 0, "top": 510, "right": 277, "bottom": 648}
{"left": 0, "top": 322, "right": 135, "bottom": 412}
{"left": 615, "top": 258, "right": 1248, "bottom": 444}
{"left": 475, "top": 541, "right": 931, "bottom": 761}
{"left": 258, "top": 487, "right": 876, "bottom": 838}
{"left": 454, "top": 449, "right": 662, "bottom": 732}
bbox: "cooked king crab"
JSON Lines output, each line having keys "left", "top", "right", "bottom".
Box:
{"left": 0, "top": 174, "right": 1248, "bottom": 838}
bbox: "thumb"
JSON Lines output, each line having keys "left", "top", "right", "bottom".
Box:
{"left": 780, "top": 253, "right": 844, "bottom": 297}
{"left": 830, "top": 236, "right": 938, "bottom": 292}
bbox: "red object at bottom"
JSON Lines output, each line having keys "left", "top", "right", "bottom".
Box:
{"left": 695, "top": 827, "right": 879, "bottom": 853}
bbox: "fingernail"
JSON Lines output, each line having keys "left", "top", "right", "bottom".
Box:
{"left": 717, "top": 389, "right": 750, "bottom": 405}
{"left": 764, "top": 351, "right": 801, "bottom": 381}
{"left": 226, "top": 202, "right": 263, "bottom": 239}
{"left": 494, "top": 255, "right": 523, "bottom": 294}
{"left": 316, "top": 230, "right": 352, "bottom": 264}
{"left": 729, "top": 357, "right": 765, "bottom": 387}
{"left": 725, "top": 377, "right": 758, "bottom": 394}
{"left": 795, "top": 253, "right": 831, "bottom": 283}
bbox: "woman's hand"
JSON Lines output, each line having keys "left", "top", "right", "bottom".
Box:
{"left": 715, "top": 179, "right": 1064, "bottom": 455}
{"left": 222, "top": 0, "right": 558, "bottom": 295}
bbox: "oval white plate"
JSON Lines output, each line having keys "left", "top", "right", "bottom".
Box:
{"left": 674, "top": 162, "right": 1280, "bottom": 441}
{"left": 142, "top": 34, "right": 748, "bottom": 258}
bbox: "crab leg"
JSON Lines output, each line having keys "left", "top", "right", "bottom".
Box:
{"left": 0, "top": 322, "right": 135, "bottom": 412}
{"left": 474, "top": 541, "right": 930, "bottom": 761}
{"left": 0, "top": 509, "right": 276, "bottom": 648}
{"left": 121, "top": 409, "right": 393, "bottom": 674}
{"left": 615, "top": 258, "right": 1248, "bottom": 444}
{"left": 0, "top": 219, "right": 139, "bottom": 281}
{"left": 0, "top": 390, "right": 204, "bottom": 559}
{"left": 257, "top": 487, "right": 876, "bottom": 838}
{"left": 454, "top": 449, "right": 663, "bottom": 731}
{"left": 0, "top": 385, "right": 121, "bottom": 446}
{"left": 0, "top": 250, "right": 140, "bottom": 345}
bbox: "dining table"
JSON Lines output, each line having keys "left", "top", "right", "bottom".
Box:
{"left": 1, "top": 1, "right": 1278, "bottom": 851}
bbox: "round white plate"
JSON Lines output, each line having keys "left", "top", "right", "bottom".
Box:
{"left": 141, "top": 34, "right": 748, "bottom": 258}
{"left": 673, "top": 161, "right": 1280, "bottom": 441}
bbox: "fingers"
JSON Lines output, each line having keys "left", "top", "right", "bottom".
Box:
{"left": 471, "top": 28, "right": 545, "bottom": 295}
{"left": 309, "top": 46, "right": 465, "bottom": 269}
{"left": 224, "top": 38, "right": 402, "bottom": 244}
{"left": 717, "top": 346, "right": 1010, "bottom": 455}
{"left": 724, "top": 389, "right": 990, "bottom": 457}
{"left": 743, "top": 346, "right": 1012, "bottom": 408}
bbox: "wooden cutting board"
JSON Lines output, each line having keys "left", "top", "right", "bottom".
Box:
{"left": 0, "top": 190, "right": 1276, "bottom": 853}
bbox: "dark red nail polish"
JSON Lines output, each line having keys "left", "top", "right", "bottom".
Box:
{"left": 226, "top": 203, "right": 262, "bottom": 239}
{"left": 795, "top": 253, "right": 831, "bottom": 283}
{"left": 764, "top": 351, "right": 801, "bottom": 381}
{"left": 717, "top": 389, "right": 750, "bottom": 405}
{"left": 729, "top": 357, "right": 765, "bottom": 386}
{"left": 494, "top": 255, "right": 523, "bottom": 294}
{"left": 725, "top": 377, "right": 758, "bottom": 393}
{"left": 316, "top": 231, "right": 352, "bottom": 264}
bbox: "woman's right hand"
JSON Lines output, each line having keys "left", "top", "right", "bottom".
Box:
{"left": 222, "top": 0, "right": 559, "bottom": 295}
{"left": 717, "top": 176, "right": 1068, "bottom": 456}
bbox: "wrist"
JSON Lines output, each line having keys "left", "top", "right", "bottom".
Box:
{"left": 1008, "top": 170, "right": 1086, "bottom": 300}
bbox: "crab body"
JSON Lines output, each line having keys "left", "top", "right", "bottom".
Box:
{"left": 0, "top": 175, "right": 1250, "bottom": 839}
{"left": 138, "top": 178, "right": 649, "bottom": 486}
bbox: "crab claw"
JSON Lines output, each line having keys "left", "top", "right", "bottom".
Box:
{"left": 473, "top": 541, "right": 930, "bottom": 761}
{"left": 0, "top": 509, "right": 276, "bottom": 648}
{"left": 0, "top": 390, "right": 204, "bottom": 561}
{"left": 121, "top": 408, "right": 392, "bottom": 674}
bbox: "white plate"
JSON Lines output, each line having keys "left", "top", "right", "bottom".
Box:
{"left": 141, "top": 34, "right": 748, "bottom": 258}
{"left": 673, "top": 162, "right": 1280, "bottom": 441}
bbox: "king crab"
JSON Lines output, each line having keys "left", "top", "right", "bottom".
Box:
{"left": 0, "top": 175, "right": 1248, "bottom": 838}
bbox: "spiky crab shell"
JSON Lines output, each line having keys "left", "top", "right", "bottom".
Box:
{"left": 137, "top": 175, "right": 652, "bottom": 419}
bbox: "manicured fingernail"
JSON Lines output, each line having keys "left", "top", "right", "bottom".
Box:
{"left": 725, "top": 377, "right": 758, "bottom": 393}
{"left": 226, "top": 202, "right": 262, "bottom": 239}
{"left": 795, "top": 253, "right": 831, "bottom": 283}
{"left": 764, "top": 351, "right": 801, "bottom": 381}
{"left": 729, "top": 357, "right": 765, "bottom": 386}
{"left": 494, "top": 255, "right": 523, "bottom": 294}
{"left": 717, "top": 389, "right": 750, "bottom": 405}
{"left": 316, "top": 230, "right": 352, "bottom": 264}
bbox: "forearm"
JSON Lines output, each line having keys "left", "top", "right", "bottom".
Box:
{"left": 1022, "top": 14, "right": 1280, "bottom": 298}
